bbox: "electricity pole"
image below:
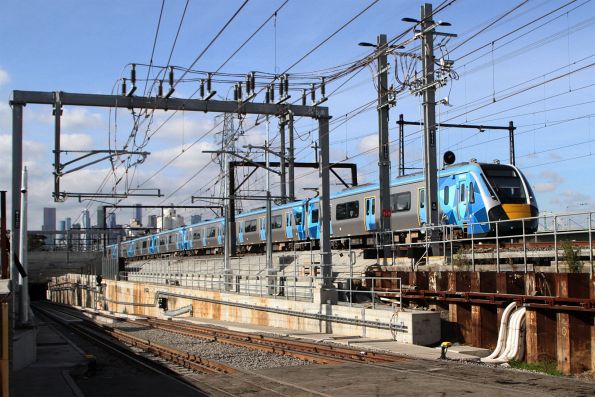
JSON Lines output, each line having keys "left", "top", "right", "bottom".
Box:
{"left": 376, "top": 34, "right": 392, "bottom": 264}
{"left": 265, "top": 117, "right": 274, "bottom": 295}
{"left": 421, "top": 3, "right": 439, "bottom": 242}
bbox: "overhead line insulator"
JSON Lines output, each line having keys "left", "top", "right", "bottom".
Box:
{"left": 283, "top": 74, "right": 289, "bottom": 97}
{"left": 131, "top": 64, "right": 136, "bottom": 85}
{"left": 121, "top": 78, "right": 127, "bottom": 96}
{"left": 245, "top": 74, "right": 251, "bottom": 95}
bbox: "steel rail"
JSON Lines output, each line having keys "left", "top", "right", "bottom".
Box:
{"left": 32, "top": 303, "right": 208, "bottom": 395}
{"left": 145, "top": 318, "right": 409, "bottom": 364}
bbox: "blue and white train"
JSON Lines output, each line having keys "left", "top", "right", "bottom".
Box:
{"left": 111, "top": 161, "right": 538, "bottom": 260}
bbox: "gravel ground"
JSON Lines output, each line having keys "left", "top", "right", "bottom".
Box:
{"left": 113, "top": 321, "right": 310, "bottom": 370}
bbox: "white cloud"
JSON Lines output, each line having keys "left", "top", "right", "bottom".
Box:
{"left": 0, "top": 103, "right": 10, "bottom": 135}
{"left": 62, "top": 108, "right": 104, "bottom": 131}
{"left": 358, "top": 134, "right": 377, "bottom": 153}
{"left": 0, "top": 68, "right": 9, "bottom": 86}
{"left": 148, "top": 140, "right": 217, "bottom": 171}
{"left": 534, "top": 183, "right": 555, "bottom": 193}
{"left": 149, "top": 113, "right": 219, "bottom": 142}
{"left": 33, "top": 107, "right": 105, "bottom": 133}
{"left": 61, "top": 133, "right": 94, "bottom": 151}
{"left": 550, "top": 189, "right": 593, "bottom": 207}
{"left": 533, "top": 170, "right": 564, "bottom": 192}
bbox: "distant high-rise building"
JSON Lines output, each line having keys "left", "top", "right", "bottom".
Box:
{"left": 190, "top": 214, "right": 202, "bottom": 224}
{"left": 96, "top": 206, "right": 104, "bottom": 228}
{"left": 42, "top": 208, "right": 56, "bottom": 231}
{"left": 157, "top": 208, "right": 184, "bottom": 230}
{"left": 107, "top": 212, "right": 116, "bottom": 229}
{"left": 81, "top": 209, "right": 91, "bottom": 229}
{"left": 71, "top": 223, "right": 81, "bottom": 251}
{"left": 147, "top": 215, "right": 157, "bottom": 229}
{"left": 65, "top": 217, "right": 72, "bottom": 248}
{"left": 42, "top": 207, "right": 57, "bottom": 246}
{"left": 82, "top": 209, "right": 91, "bottom": 250}
{"left": 134, "top": 204, "right": 142, "bottom": 226}
{"left": 58, "top": 220, "right": 66, "bottom": 245}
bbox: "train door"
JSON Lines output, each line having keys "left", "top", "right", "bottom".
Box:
{"left": 293, "top": 205, "right": 306, "bottom": 240}
{"left": 467, "top": 180, "right": 489, "bottom": 235}
{"left": 307, "top": 202, "right": 320, "bottom": 239}
{"left": 456, "top": 176, "right": 470, "bottom": 226}
{"left": 186, "top": 228, "right": 192, "bottom": 249}
{"left": 176, "top": 229, "right": 184, "bottom": 250}
{"left": 126, "top": 241, "right": 135, "bottom": 258}
{"left": 238, "top": 221, "right": 244, "bottom": 243}
{"left": 285, "top": 212, "right": 293, "bottom": 239}
{"left": 260, "top": 218, "right": 266, "bottom": 241}
{"left": 202, "top": 227, "right": 207, "bottom": 247}
{"left": 217, "top": 222, "right": 224, "bottom": 245}
{"left": 418, "top": 188, "right": 426, "bottom": 226}
{"left": 364, "top": 196, "right": 376, "bottom": 231}
{"left": 148, "top": 235, "right": 157, "bottom": 255}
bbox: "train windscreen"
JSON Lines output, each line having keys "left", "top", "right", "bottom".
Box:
{"left": 481, "top": 165, "right": 527, "bottom": 204}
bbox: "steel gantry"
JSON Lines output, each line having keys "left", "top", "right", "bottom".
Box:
{"left": 9, "top": 89, "right": 337, "bottom": 305}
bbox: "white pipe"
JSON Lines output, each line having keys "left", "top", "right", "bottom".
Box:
{"left": 504, "top": 307, "right": 526, "bottom": 361}
{"left": 482, "top": 301, "right": 517, "bottom": 362}
{"left": 483, "top": 306, "right": 526, "bottom": 364}
{"left": 19, "top": 166, "right": 29, "bottom": 324}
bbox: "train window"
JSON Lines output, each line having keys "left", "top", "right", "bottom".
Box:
{"left": 460, "top": 184, "right": 466, "bottom": 202}
{"left": 481, "top": 164, "right": 527, "bottom": 204}
{"left": 168, "top": 235, "right": 173, "bottom": 243}
{"left": 193, "top": 232, "right": 201, "bottom": 239}
{"left": 295, "top": 212, "right": 303, "bottom": 225}
{"left": 420, "top": 190, "right": 425, "bottom": 208}
{"left": 244, "top": 220, "right": 257, "bottom": 233}
{"left": 469, "top": 182, "right": 475, "bottom": 204}
{"left": 142, "top": 241, "right": 147, "bottom": 248}
{"left": 366, "top": 199, "right": 375, "bottom": 216}
{"left": 207, "top": 227, "right": 216, "bottom": 238}
{"left": 311, "top": 209, "right": 319, "bottom": 223}
{"left": 390, "top": 192, "right": 411, "bottom": 212}
{"left": 443, "top": 186, "right": 449, "bottom": 205}
{"left": 336, "top": 201, "right": 359, "bottom": 220}
{"left": 271, "top": 215, "right": 283, "bottom": 229}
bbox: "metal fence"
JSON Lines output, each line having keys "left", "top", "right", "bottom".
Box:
{"left": 376, "top": 211, "right": 595, "bottom": 275}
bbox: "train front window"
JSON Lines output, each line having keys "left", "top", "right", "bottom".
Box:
{"left": 481, "top": 165, "right": 527, "bottom": 204}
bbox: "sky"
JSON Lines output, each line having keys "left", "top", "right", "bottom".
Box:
{"left": 1, "top": 0, "right": 595, "bottom": 230}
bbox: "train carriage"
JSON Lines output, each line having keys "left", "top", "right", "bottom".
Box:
{"left": 112, "top": 161, "right": 538, "bottom": 259}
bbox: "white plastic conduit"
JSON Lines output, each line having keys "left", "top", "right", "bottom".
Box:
{"left": 482, "top": 303, "right": 526, "bottom": 364}
{"left": 481, "top": 301, "right": 517, "bottom": 362}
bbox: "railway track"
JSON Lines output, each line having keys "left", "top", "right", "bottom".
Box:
{"left": 33, "top": 302, "right": 355, "bottom": 396}
{"left": 142, "top": 317, "right": 409, "bottom": 365}
{"left": 38, "top": 301, "right": 594, "bottom": 396}
{"left": 32, "top": 302, "right": 209, "bottom": 396}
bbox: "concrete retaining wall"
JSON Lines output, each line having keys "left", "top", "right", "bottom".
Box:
{"left": 48, "top": 274, "right": 441, "bottom": 345}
